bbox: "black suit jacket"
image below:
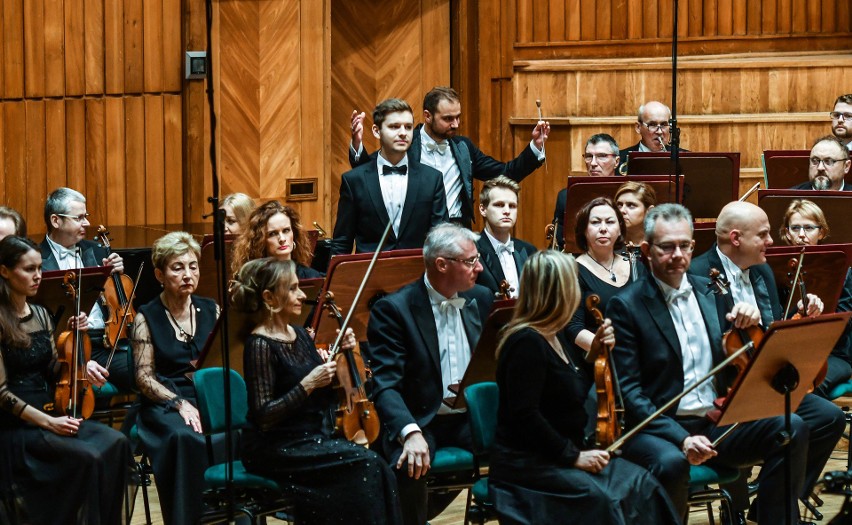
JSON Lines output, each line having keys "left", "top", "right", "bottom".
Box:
{"left": 330, "top": 158, "right": 448, "bottom": 256}
{"left": 474, "top": 233, "right": 536, "bottom": 296}
{"left": 365, "top": 278, "right": 494, "bottom": 441}
{"left": 350, "top": 124, "right": 543, "bottom": 226}
{"left": 689, "top": 244, "right": 782, "bottom": 331}
{"left": 789, "top": 181, "right": 852, "bottom": 191}
{"left": 39, "top": 237, "right": 108, "bottom": 271}
{"left": 608, "top": 273, "right": 729, "bottom": 446}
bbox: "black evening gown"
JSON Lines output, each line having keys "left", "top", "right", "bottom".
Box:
{"left": 0, "top": 305, "right": 131, "bottom": 525}
{"left": 135, "top": 295, "right": 218, "bottom": 525}
{"left": 241, "top": 329, "right": 402, "bottom": 524}
{"left": 489, "top": 328, "right": 679, "bottom": 525}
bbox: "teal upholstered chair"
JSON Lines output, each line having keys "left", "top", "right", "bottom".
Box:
{"left": 193, "top": 367, "right": 293, "bottom": 524}
{"left": 687, "top": 464, "right": 739, "bottom": 525}
{"left": 464, "top": 381, "right": 499, "bottom": 524}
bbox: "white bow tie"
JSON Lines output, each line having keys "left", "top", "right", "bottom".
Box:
{"left": 496, "top": 241, "right": 514, "bottom": 255}
{"left": 425, "top": 141, "right": 449, "bottom": 155}
{"left": 666, "top": 284, "right": 693, "bottom": 305}
{"left": 439, "top": 297, "right": 466, "bottom": 312}
{"left": 737, "top": 270, "right": 751, "bottom": 286}
{"left": 56, "top": 246, "right": 79, "bottom": 261}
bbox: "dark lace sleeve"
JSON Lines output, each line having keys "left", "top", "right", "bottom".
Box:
{"left": 243, "top": 334, "right": 310, "bottom": 432}
{"left": 0, "top": 306, "right": 54, "bottom": 418}
{"left": 0, "top": 348, "right": 25, "bottom": 418}
{"left": 131, "top": 312, "right": 181, "bottom": 404}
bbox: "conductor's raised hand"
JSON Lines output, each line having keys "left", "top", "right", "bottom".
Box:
{"left": 532, "top": 120, "right": 550, "bottom": 150}
{"left": 350, "top": 110, "right": 366, "bottom": 152}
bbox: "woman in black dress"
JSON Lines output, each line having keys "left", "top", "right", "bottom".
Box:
{"left": 490, "top": 250, "right": 679, "bottom": 525}
{"left": 0, "top": 236, "right": 131, "bottom": 525}
{"left": 231, "top": 200, "right": 323, "bottom": 279}
{"left": 131, "top": 231, "right": 219, "bottom": 525}
{"left": 230, "top": 257, "right": 401, "bottom": 524}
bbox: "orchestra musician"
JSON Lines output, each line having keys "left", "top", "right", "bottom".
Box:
{"left": 332, "top": 98, "right": 448, "bottom": 256}
{"left": 830, "top": 94, "right": 852, "bottom": 153}
{"left": 365, "top": 223, "right": 493, "bottom": 525}
{"left": 474, "top": 176, "right": 536, "bottom": 298}
{"left": 230, "top": 257, "right": 402, "bottom": 524}
{"left": 0, "top": 236, "right": 131, "bottom": 525}
{"left": 689, "top": 201, "right": 845, "bottom": 521}
{"left": 0, "top": 206, "right": 26, "bottom": 241}
{"left": 551, "top": 133, "right": 621, "bottom": 250}
{"left": 231, "top": 200, "right": 323, "bottom": 279}
{"left": 220, "top": 192, "right": 256, "bottom": 236}
{"left": 614, "top": 181, "right": 657, "bottom": 246}
{"left": 131, "top": 232, "right": 220, "bottom": 525}
{"left": 489, "top": 250, "right": 679, "bottom": 525}
{"left": 607, "top": 203, "right": 812, "bottom": 524}
{"left": 349, "top": 87, "right": 549, "bottom": 228}
{"left": 618, "top": 101, "right": 673, "bottom": 169}
{"left": 790, "top": 136, "right": 851, "bottom": 191}
{"left": 777, "top": 199, "right": 852, "bottom": 398}
{"left": 40, "top": 188, "right": 135, "bottom": 394}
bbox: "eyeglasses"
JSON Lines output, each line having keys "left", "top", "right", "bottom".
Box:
{"left": 830, "top": 112, "right": 852, "bottom": 121}
{"left": 788, "top": 225, "right": 821, "bottom": 234}
{"left": 809, "top": 157, "right": 845, "bottom": 167}
{"left": 445, "top": 254, "right": 481, "bottom": 268}
{"left": 56, "top": 213, "right": 90, "bottom": 223}
{"left": 583, "top": 153, "right": 617, "bottom": 163}
{"left": 650, "top": 241, "right": 694, "bottom": 254}
{"left": 639, "top": 121, "right": 670, "bottom": 132}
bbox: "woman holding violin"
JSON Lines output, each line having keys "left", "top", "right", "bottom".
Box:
{"left": 490, "top": 251, "right": 678, "bottom": 525}
{"left": 131, "top": 232, "right": 219, "bottom": 525}
{"left": 0, "top": 236, "right": 130, "bottom": 525}
{"left": 779, "top": 199, "right": 852, "bottom": 398}
{"left": 230, "top": 257, "right": 401, "bottom": 524}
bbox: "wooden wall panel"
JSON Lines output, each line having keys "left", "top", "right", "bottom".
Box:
{"left": 142, "top": 0, "right": 164, "bottom": 93}
{"left": 45, "top": 100, "right": 66, "bottom": 195}
{"left": 65, "top": 0, "right": 85, "bottom": 96}
{"left": 4, "top": 2, "right": 24, "bottom": 98}
{"left": 85, "top": 0, "right": 105, "bottom": 95}
{"left": 25, "top": 102, "right": 46, "bottom": 230}
{"left": 124, "top": 96, "right": 146, "bottom": 226}
{"left": 105, "top": 98, "right": 126, "bottom": 225}
{"left": 44, "top": 0, "right": 65, "bottom": 97}
{"left": 124, "top": 0, "right": 144, "bottom": 94}
{"left": 4, "top": 104, "right": 26, "bottom": 218}
{"left": 23, "top": 0, "right": 45, "bottom": 98}
{"left": 85, "top": 98, "right": 107, "bottom": 225}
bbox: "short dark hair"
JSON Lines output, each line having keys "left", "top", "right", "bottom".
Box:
{"left": 585, "top": 133, "right": 619, "bottom": 156}
{"left": 372, "top": 98, "right": 413, "bottom": 129}
{"left": 422, "top": 87, "right": 460, "bottom": 115}
{"left": 835, "top": 94, "right": 852, "bottom": 106}
{"left": 812, "top": 135, "right": 849, "bottom": 160}
{"left": 573, "top": 197, "right": 626, "bottom": 252}
{"left": 479, "top": 176, "right": 520, "bottom": 207}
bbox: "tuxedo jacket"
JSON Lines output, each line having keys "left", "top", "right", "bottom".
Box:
{"left": 350, "top": 123, "right": 543, "bottom": 226}
{"left": 607, "top": 273, "right": 731, "bottom": 446}
{"left": 330, "top": 158, "right": 448, "bottom": 256}
{"left": 474, "top": 233, "right": 536, "bottom": 296}
{"left": 365, "top": 277, "right": 494, "bottom": 441}
{"left": 689, "top": 244, "right": 783, "bottom": 331}
{"left": 789, "top": 181, "right": 852, "bottom": 191}
{"left": 39, "top": 238, "right": 108, "bottom": 271}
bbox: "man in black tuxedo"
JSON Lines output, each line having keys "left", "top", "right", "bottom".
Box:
{"left": 618, "top": 101, "right": 688, "bottom": 175}
{"left": 830, "top": 94, "right": 852, "bottom": 153}
{"left": 475, "top": 176, "right": 535, "bottom": 298}
{"left": 349, "top": 86, "right": 550, "bottom": 228}
{"left": 331, "top": 98, "right": 448, "bottom": 255}
{"left": 790, "top": 136, "right": 851, "bottom": 191}
{"left": 608, "top": 203, "right": 813, "bottom": 524}
{"left": 690, "top": 201, "right": 845, "bottom": 520}
{"left": 40, "top": 187, "right": 134, "bottom": 393}
{"left": 366, "top": 223, "right": 493, "bottom": 525}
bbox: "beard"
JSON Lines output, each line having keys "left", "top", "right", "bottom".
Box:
{"left": 812, "top": 176, "right": 831, "bottom": 191}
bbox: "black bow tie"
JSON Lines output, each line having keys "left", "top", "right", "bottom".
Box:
{"left": 382, "top": 165, "right": 408, "bottom": 175}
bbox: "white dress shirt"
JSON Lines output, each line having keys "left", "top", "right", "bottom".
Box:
{"left": 376, "top": 154, "right": 409, "bottom": 237}
{"left": 45, "top": 236, "right": 106, "bottom": 330}
{"left": 483, "top": 229, "right": 519, "bottom": 298}
{"left": 715, "top": 247, "right": 759, "bottom": 323}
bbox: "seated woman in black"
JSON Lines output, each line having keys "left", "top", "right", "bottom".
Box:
{"left": 490, "top": 250, "right": 679, "bottom": 525}
{"left": 0, "top": 236, "right": 130, "bottom": 525}
{"left": 230, "top": 257, "right": 401, "bottom": 524}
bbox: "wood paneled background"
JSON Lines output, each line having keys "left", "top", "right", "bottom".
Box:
{"left": 1, "top": 0, "right": 849, "bottom": 245}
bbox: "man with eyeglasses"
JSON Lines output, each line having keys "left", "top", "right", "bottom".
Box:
{"left": 690, "top": 201, "right": 844, "bottom": 524}
{"left": 618, "top": 101, "right": 687, "bottom": 172}
{"left": 366, "top": 223, "right": 493, "bottom": 525}
{"left": 40, "top": 187, "right": 135, "bottom": 394}
{"left": 608, "top": 202, "right": 814, "bottom": 524}
{"left": 791, "top": 135, "right": 851, "bottom": 191}
{"left": 830, "top": 94, "right": 852, "bottom": 152}
{"left": 551, "top": 133, "right": 621, "bottom": 249}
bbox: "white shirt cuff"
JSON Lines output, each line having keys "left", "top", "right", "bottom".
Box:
{"left": 529, "top": 140, "right": 545, "bottom": 161}
{"left": 350, "top": 142, "right": 365, "bottom": 162}
{"left": 399, "top": 423, "right": 421, "bottom": 443}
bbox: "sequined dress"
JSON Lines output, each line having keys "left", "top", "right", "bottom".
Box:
{"left": 0, "top": 304, "right": 131, "bottom": 525}
{"left": 241, "top": 328, "right": 402, "bottom": 524}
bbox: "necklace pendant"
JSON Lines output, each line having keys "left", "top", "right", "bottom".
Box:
{"left": 610, "top": 272, "right": 617, "bottom": 282}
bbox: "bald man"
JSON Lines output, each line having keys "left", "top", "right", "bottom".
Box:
{"left": 690, "top": 201, "right": 844, "bottom": 521}
{"left": 619, "top": 101, "right": 677, "bottom": 170}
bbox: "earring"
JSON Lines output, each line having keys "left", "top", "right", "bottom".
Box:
{"left": 292, "top": 241, "right": 297, "bottom": 248}
{"left": 265, "top": 302, "right": 282, "bottom": 315}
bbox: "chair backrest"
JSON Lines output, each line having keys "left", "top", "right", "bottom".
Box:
{"left": 194, "top": 367, "right": 248, "bottom": 433}
{"left": 465, "top": 382, "right": 498, "bottom": 456}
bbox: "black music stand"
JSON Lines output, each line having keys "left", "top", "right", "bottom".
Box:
{"left": 762, "top": 151, "right": 810, "bottom": 189}
{"left": 628, "top": 152, "right": 740, "bottom": 219}
{"left": 444, "top": 300, "right": 515, "bottom": 410}
{"left": 33, "top": 267, "right": 111, "bottom": 335}
{"left": 312, "top": 250, "right": 424, "bottom": 345}
{"left": 717, "top": 313, "right": 852, "bottom": 525}
{"left": 765, "top": 246, "right": 852, "bottom": 315}
{"left": 758, "top": 190, "right": 852, "bottom": 245}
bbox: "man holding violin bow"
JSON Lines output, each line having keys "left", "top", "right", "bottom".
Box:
{"left": 40, "top": 187, "right": 135, "bottom": 394}
{"left": 607, "top": 203, "right": 816, "bottom": 525}
{"left": 689, "top": 201, "right": 845, "bottom": 524}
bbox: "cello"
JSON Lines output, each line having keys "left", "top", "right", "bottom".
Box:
{"left": 54, "top": 268, "right": 95, "bottom": 419}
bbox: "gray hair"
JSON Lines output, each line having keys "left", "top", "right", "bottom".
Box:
{"left": 637, "top": 102, "right": 672, "bottom": 122}
{"left": 44, "top": 187, "right": 86, "bottom": 230}
{"left": 423, "top": 223, "right": 479, "bottom": 267}
{"left": 151, "top": 231, "right": 201, "bottom": 271}
{"left": 643, "top": 203, "right": 693, "bottom": 242}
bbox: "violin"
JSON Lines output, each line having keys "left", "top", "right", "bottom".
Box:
{"left": 784, "top": 251, "right": 827, "bottom": 389}
{"left": 544, "top": 220, "right": 559, "bottom": 251}
{"left": 496, "top": 279, "right": 514, "bottom": 300}
{"left": 95, "top": 226, "right": 138, "bottom": 350}
{"left": 320, "top": 293, "right": 380, "bottom": 446}
{"left": 54, "top": 270, "right": 95, "bottom": 419}
{"left": 586, "top": 294, "right": 623, "bottom": 448}
{"left": 620, "top": 242, "right": 641, "bottom": 282}
{"left": 708, "top": 268, "right": 763, "bottom": 376}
